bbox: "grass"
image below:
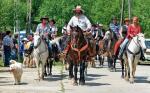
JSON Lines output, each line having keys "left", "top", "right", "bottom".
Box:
{"left": 0, "top": 58, "right": 4, "bottom": 67}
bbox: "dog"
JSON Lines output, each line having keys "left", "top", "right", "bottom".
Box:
{"left": 9, "top": 60, "right": 23, "bottom": 85}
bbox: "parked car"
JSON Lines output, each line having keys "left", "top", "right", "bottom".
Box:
{"left": 139, "top": 39, "right": 150, "bottom": 64}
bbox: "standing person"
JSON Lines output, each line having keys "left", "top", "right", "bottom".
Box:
{"left": 49, "top": 19, "right": 58, "bottom": 39}
{"left": 3, "top": 31, "right": 13, "bottom": 67}
{"left": 36, "top": 16, "right": 52, "bottom": 56}
{"left": 12, "top": 34, "right": 18, "bottom": 60}
{"left": 109, "top": 17, "right": 120, "bottom": 39}
{"left": 118, "top": 16, "right": 144, "bottom": 59}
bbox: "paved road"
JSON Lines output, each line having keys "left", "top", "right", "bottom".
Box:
{"left": 0, "top": 62, "right": 150, "bottom": 93}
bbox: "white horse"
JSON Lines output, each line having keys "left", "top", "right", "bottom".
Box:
{"left": 123, "top": 33, "right": 146, "bottom": 83}
{"left": 33, "top": 33, "right": 49, "bottom": 80}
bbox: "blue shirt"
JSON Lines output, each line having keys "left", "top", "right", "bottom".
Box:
{"left": 109, "top": 23, "right": 120, "bottom": 36}
{"left": 3, "top": 35, "right": 13, "bottom": 46}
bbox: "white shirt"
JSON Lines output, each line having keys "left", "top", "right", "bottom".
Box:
{"left": 49, "top": 25, "right": 58, "bottom": 34}
{"left": 67, "top": 15, "right": 91, "bottom": 32}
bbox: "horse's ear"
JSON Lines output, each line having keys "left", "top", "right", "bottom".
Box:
{"left": 70, "top": 26, "right": 73, "bottom": 30}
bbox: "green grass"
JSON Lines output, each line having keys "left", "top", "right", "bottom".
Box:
{"left": 0, "top": 58, "right": 4, "bottom": 67}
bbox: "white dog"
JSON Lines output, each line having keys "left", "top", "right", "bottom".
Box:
{"left": 9, "top": 60, "right": 23, "bottom": 85}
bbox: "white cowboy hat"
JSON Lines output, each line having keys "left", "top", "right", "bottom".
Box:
{"left": 22, "top": 38, "right": 29, "bottom": 41}
{"left": 99, "top": 24, "right": 103, "bottom": 27}
{"left": 73, "top": 6, "right": 85, "bottom": 13}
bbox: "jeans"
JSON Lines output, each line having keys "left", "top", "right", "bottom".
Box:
{"left": 4, "top": 46, "right": 11, "bottom": 66}
{"left": 118, "top": 38, "right": 129, "bottom": 58}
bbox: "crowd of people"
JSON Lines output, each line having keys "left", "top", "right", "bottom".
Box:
{"left": 1, "top": 5, "right": 144, "bottom": 67}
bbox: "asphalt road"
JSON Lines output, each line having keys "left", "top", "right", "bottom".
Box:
{"left": 0, "top": 61, "right": 150, "bottom": 93}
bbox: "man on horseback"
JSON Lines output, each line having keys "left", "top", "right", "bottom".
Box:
{"left": 109, "top": 17, "right": 120, "bottom": 39}
{"left": 36, "top": 16, "right": 52, "bottom": 56}
{"left": 49, "top": 19, "right": 58, "bottom": 39}
{"left": 63, "top": 5, "right": 92, "bottom": 54}
{"left": 118, "top": 16, "right": 145, "bottom": 60}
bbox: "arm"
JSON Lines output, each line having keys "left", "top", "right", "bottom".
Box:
{"left": 67, "top": 17, "right": 74, "bottom": 34}
{"left": 35, "top": 24, "right": 40, "bottom": 34}
{"left": 85, "top": 16, "right": 91, "bottom": 31}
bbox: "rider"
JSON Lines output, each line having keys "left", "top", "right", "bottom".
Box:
{"left": 63, "top": 5, "right": 92, "bottom": 54}
{"left": 49, "top": 19, "right": 58, "bottom": 39}
{"left": 118, "top": 16, "right": 144, "bottom": 60}
{"left": 36, "top": 16, "right": 52, "bottom": 56}
{"left": 119, "top": 18, "right": 130, "bottom": 38}
{"left": 114, "top": 18, "right": 130, "bottom": 55}
{"left": 109, "top": 17, "right": 120, "bottom": 39}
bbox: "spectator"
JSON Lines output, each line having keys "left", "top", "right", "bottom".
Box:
{"left": 3, "top": 31, "right": 13, "bottom": 67}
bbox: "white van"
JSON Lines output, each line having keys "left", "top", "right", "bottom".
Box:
{"left": 139, "top": 39, "right": 150, "bottom": 64}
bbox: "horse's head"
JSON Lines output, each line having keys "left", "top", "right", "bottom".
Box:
{"left": 103, "top": 30, "right": 111, "bottom": 40}
{"left": 70, "top": 26, "right": 83, "bottom": 43}
{"left": 136, "top": 33, "right": 146, "bottom": 50}
{"left": 33, "top": 33, "right": 41, "bottom": 48}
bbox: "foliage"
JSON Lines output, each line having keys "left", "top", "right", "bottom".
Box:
{"left": 0, "top": 0, "right": 150, "bottom": 37}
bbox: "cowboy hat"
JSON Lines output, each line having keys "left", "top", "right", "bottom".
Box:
{"left": 22, "top": 38, "right": 29, "bottom": 42}
{"left": 40, "top": 16, "right": 49, "bottom": 21}
{"left": 73, "top": 6, "right": 84, "bottom": 13}
{"left": 124, "top": 18, "right": 130, "bottom": 21}
{"left": 99, "top": 24, "right": 103, "bottom": 27}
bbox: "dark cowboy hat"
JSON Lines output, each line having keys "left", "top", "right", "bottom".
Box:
{"left": 49, "top": 19, "right": 56, "bottom": 24}
{"left": 73, "top": 5, "right": 85, "bottom": 13}
{"left": 111, "top": 17, "right": 118, "bottom": 20}
{"left": 40, "top": 16, "right": 49, "bottom": 21}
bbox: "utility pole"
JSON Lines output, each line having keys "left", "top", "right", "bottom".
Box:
{"left": 128, "top": 0, "right": 131, "bottom": 21}
{"left": 120, "top": 0, "right": 125, "bottom": 26}
{"left": 14, "top": 0, "right": 21, "bottom": 62}
{"left": 27, "top": 0, "right": 32, "bottom": 35}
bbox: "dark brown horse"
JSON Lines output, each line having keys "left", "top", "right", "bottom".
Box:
{"left": 66, "top": 26, "right": 89, "bottom": 85}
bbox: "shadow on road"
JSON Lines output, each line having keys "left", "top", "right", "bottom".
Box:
{"left": 43, "top": 74, "right": 67, "bottom": 82}
{"left": 135, "top": 76, "right": 150, "bottom": 83}
{"left": 85, "top": 82, "right": 111, "bottom": 86}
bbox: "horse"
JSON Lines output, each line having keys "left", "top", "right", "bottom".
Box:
{"left": 122, "top": 33, "right": 146, "bottom": 83}
{"left": 98, "top": 30, "right": 114, "bottom": 69}
{"left": 67, "top": 26, "right": 89, "bottom": 85}
{"left": 33, "top": 33, "right": 49, "bottom": 80}
{"left": 44, "top": 36, "right": 63, "bottom": 76}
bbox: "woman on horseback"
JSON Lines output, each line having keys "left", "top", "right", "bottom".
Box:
{"left": 118, "top": 16, "right": 144, "bottom": 60}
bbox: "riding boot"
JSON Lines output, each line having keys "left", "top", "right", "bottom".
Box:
{"left": 140, "top": 48, "right": 145, "bottom": 61}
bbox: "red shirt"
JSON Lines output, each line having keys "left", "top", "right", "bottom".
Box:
{"left": 127, "top": 24, "right": 141, "bottom": 39}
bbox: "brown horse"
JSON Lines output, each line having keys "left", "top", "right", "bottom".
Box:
{"left": 98, "top": 30, "right": 119, "bottom": 71}
{"left": 66, "top": 26, "right": 89, "bottom": 85}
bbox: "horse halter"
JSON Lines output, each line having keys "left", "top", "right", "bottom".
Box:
{"left": 34, "top": 36, "right": 42, "bottom": 49}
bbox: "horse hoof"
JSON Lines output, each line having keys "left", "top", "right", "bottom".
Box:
{"left": 48, "top": 73, "right": 52, "bottom": 76}
{"left": 79, "top": 81, "right": 85, "bottom": 85}
{"left": 130, "top": 81, "right": 134, "bottom": 84}
{"left": 73, "top": 82, "right": 78, "bottom": 86}
{"left": 44, "top": 73, "right": 47, "bottom": 77}
{"left": 121, "top": 75, "right": 124, "bottom": 79}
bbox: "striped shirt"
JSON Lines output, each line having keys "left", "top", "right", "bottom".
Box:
{"left": 109, "top": 23, "right": 120, "bottom": 37}
{"left": 3, "top": 35, "right": 13, "bottom": 47}
{"left": 36, "top": 23, "right": 50, "bottom": 35}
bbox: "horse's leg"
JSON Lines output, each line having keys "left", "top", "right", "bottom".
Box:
{"left": 79, "top": 60, "right": 85, "bottom": 85}
{"left": 68, "top": 61, "right": 74, "bottom": 79}
{"left": 113, "top": 56, "right": 116, "bottom": 72}
{"left": 73, "top": 63, "right": 78, "bottom": 85}
{"left": 133, "top": 57, "right": 139, "bottom": 78}
{"left": 34, "top": 58, "right": 40, "bottom": 80}
{"left": 121, "top": 59, "right": 125, "bottom": 78}
{"left": 49, "top": 60, "right": 53, "bottom": 76}
{"left": 128, "top": 56, "right": 134, "bottom": 83}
